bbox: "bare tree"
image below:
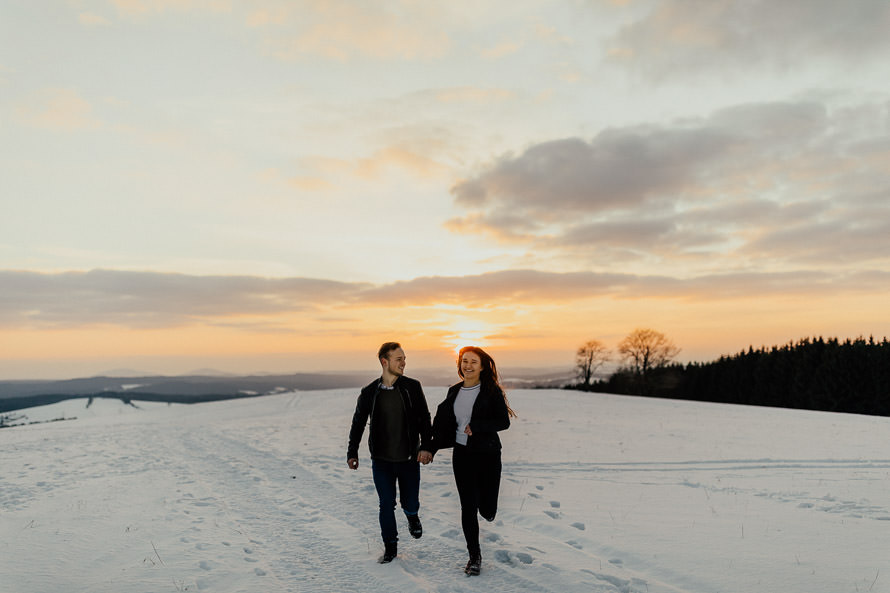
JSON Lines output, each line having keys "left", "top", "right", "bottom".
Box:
{"left": 617, "top": 328, "right": 681, "bottom": 394}
{"left": 575, "top": 339, "right": 610, "bottom": 387}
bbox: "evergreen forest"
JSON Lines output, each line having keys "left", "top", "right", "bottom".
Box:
{"left": 578, "top": 336, "right": 890, "bottom": 417}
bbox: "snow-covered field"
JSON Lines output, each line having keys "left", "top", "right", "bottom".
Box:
{"left": 2, "top": 388, "right": 889, "bottom": 593}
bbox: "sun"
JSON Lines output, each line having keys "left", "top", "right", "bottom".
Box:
{"left": 441, "top": 321, "right": 495, "bottom": 355}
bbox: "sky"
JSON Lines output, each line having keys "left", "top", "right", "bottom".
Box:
{"left": 2, "top": 0, "right": 890, "bottom": 379}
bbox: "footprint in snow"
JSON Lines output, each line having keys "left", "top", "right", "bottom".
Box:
{"left": 441, "top": 529, "right": 461, "bottom": 539}
{"left": 549, "top": 501, "right": 561, "bottom": 508}
{"left": 571, "top": 522, "right": 586, "bottom": 530}
{"left": 535, "top": 485, "right": 545, "bottom": 491}
{"left": 527, "top": 492, "right": 541, "bottom": 499}
{"left": 495, "top": 550, "right": 534, "bottom": 565}
{"left": 566, "top": 540, "right": 583, "bottom": 549}
{"left": 543, "top": 510, "right": 560, "bottom": 519}
{"left": 582, "top": 570, "right": 636, "bottom": 591}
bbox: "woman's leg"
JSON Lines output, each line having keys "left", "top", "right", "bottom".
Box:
{"left": 478, "top": 451, "right": 502, "bottom": 522}
{"left": 452, "top": 445, "right": 481, "bottom": 555}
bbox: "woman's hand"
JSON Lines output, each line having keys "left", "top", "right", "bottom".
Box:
{"left": 464, "top": 425, "right": 473, "bottom": 436}
{"left": 418, "top": 450, "right": 433, "bottom": 464}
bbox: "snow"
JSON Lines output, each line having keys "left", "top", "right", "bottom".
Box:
{"left": 2, "top": 389, "right": 889, "bottom": 593}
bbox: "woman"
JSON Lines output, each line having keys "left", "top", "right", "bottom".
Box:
{"left": 422, "top": 346, "right": 516, "bottom": 576}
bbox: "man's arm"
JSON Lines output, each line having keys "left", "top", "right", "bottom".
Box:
{"left": 346, "top": 390, "right": 371, "bottom": 469}
{"left": 414, "top": 381, "right": 433, "bottom": 452}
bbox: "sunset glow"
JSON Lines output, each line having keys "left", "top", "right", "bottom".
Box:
{"left": 2, "top": 2, "right": 889, "bottom": 379}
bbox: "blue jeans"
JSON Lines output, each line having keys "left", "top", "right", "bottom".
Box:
{"left": 371, "top": 459, "right": 420, "bottom": 544}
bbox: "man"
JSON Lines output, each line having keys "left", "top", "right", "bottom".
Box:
{"left": 347, "top": 342, "right": 433, "bottom": 563}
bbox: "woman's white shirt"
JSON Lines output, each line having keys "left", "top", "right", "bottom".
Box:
{"left": 454, "top": 384, "right": 481, "bottom": 446}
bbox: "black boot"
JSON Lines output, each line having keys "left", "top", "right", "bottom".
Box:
{"left": 465, "top": 552, "right": 481, "bottom": 576}
{"left": 379, "top": 542, "right": 397, "bottom": 564}
{"left": 407, "top": 514, "right": 422, "bottom": 539}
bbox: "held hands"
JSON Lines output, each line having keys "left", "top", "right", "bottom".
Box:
{"left": 347, "top": 458, "right": 359, "bottom": 470}
{"left": 464, "top": 424, "right": 472, "bottom": 436}
{"left": 417, "top": 450, "right": 433, "bottom": 465}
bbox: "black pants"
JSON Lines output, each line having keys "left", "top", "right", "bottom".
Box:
{"left": 452, "top": 444, "right": 502, "bottom": 555}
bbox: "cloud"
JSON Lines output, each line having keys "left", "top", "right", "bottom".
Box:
{"left": 353, "top": 147, "right": 451, "bottom": 180}
{"left": 108, "top": 0, "right": 231, "bottom": 17}
{"left": 432, "top": 87, "right": 515, "bottom": 105}
{"left": 3, "top": 267, "right": 889, "bottom": 331}
{"left": 254, "top": 1, "right": 452, "bottom": 61}
{"left": 606, "top": 0, "right": 890, "bottom": 78}
{"left": 289, "top": 145, "right": 452, "bottom": 189}
{"left": 77, "top": 12, "right": 112, "bottom": 26}
{"left": 0, "top": 270, "right": 362, "bottom": 329}
{"left": 287, "top": 175, "right": 334, "bottom": 192}
{"left": 482, "top": 41, "right": 522, "bottom": 59}
{"left": 447, "top": 100, "right": 890, "bottom": 267}
{"left": 357, "top": 268, "right": 890, "bottom": 307}
{"left": 15, "top": 88, "right": 102, "bottom": 131}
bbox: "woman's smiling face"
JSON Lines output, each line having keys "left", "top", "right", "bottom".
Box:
{"left": 460, "top": 352, "right": 482, "bottom": 385}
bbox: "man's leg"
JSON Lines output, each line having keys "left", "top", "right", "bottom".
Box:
{"left": 396, "top": 460, "right": 421, "bottom": 515}
{"left": 371, "top": 460, "right": 399, "bottom": 545}
{"left": 396, "top": 460, "right": 422, "bottom": 538}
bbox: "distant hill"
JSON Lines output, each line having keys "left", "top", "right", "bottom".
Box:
{"left": 0, "top": 372, "right": 368, "bottom": 413}
{"left": 0, "top": 367, "right": 573, "bottom": 413}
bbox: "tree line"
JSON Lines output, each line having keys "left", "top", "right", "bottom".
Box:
{"left": 569, "top": 331, "right": 890, "bottom": 417}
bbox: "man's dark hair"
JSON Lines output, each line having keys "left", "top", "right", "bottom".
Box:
{"left": 378, "top": 342, "right": 402, "bottom": 361}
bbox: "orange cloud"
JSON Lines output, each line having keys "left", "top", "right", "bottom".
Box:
{"left": 16, "top": 88, "right": 102, "bottom": 131}
{"left": 108, "top": 0, "right": 231, "bottom": 17}
{"left": 3, "top": 269, "right": 890, "bottom": 376}
{"left": 287, "top": 175, "right": 333, "bottom": 192}
{"left": 77, "top": 12, "right": 111, "bottom": 26}
{"left": 257, "top": 2, "right": 452, "bottom": 62}
{"left": 434, "top": 87, "right": 514, "bottom": 104}
{"left": 353, "top": 147, "right": 450, "bottom": 180}
{"left": 290, "top": 146, "right": 451, "bottom": 188}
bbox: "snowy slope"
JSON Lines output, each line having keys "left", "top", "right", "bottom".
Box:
{"left": 1, "top": 389, "right": 889, "bottom": 593}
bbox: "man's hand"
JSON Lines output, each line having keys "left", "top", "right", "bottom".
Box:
{"left": 417, "top": 450, "right": 433, "bottom": 465}
{"left": 347, "top": 458, "right": 359, "bottom": 470}
{"left": 464, "top": 425, "right": 473, "bottom": 436}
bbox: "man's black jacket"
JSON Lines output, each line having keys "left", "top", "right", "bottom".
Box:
{"left": 347, "top": 375, "right": 432, "bottom": 461}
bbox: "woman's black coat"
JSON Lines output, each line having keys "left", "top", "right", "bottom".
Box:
{"left": 430, "top": 381, "right": 510, "bottom": 453}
